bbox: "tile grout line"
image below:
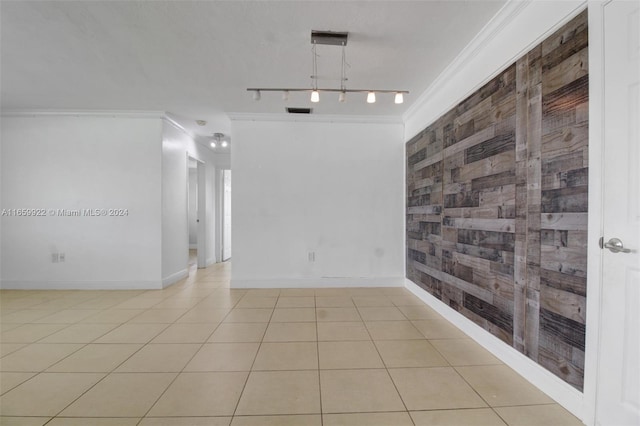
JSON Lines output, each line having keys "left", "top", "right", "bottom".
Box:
{"left": 138, "top": 277, "right": 242, "bottom": 423}
{"left": 353, "top": 297, "right": 416, "bottom": 426}
{"left": 315, "top": 292, "right": 324, "bottom": 426}
{"left": 228, "top": 289, "right": 277, "bottom": 421}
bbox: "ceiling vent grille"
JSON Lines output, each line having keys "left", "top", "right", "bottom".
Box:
{"left": 311, "top": 31, "right": 348, "bottom": 46}
{"left": 286, "top": 107, "right": 313, "bottom": 114}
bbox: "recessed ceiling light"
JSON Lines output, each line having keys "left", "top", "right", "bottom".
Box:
{"left": 196, "top": 120, "right": 207, "bottom": 126}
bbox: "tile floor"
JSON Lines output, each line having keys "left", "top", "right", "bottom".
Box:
{"left": 0, "top": 262, "right": 584, "bottom": 425}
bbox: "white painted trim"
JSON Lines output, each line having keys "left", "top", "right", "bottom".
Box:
{"left": 231, "top": 276, "right": 405, "bottom": 289}
{"left": 0, "top": 110, "right": 165, "bottom": 119}
{"left": 583, "top": 3, "right": 606, "bottom": 426}
{"left": 228, "top": 112, "right": 403, "bottom": 125}
{"left": 402, "top": 0, "right": 530, "bottom": 122}
{"left": 0, "top": 280, "right": 163, "bottom": 290}
{"left": 163, "top": 113, "right": 196, "bottom": 140}
{"left": 403, "top": 1, "right": 588, "bottom": 141}
{"left": 404, "top": 278, "right": 585, "bottom": 421}
{"left": 162, "top": 269, "right": 188, "bottom": 288}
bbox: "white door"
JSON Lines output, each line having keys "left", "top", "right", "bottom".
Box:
{"left": 597, "top": 1, "right": 640, "bottom": 424}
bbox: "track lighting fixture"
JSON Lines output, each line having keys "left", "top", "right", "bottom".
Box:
{"left": 247, "top": 30, "right": 408, "bottom": 106}
{"left": 212, "top": 133, "right": 227, "bottom": 149}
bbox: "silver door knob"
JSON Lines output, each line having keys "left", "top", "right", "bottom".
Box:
{"left": 601, "top": 237, "right": 632, "bottom": 253}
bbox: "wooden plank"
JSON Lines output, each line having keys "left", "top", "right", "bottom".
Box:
{"left": 539, "top": 307, "right": 585, "bottom": 351}
{"left": 444, "top": 206, "right": 501, "bottom": 219}
{"left": 540, "top": 267, "right": 587, "bottom": 297}
{"left": 524, "top": 287, "right": 540, "bottom": 360}
{"left": 541, "top": 122, "right": 588, "bottom": 160}
{"left": 459, "top": 151, "right": 516, "bottom": 183}
{"left": 465, "top": 131, "right": 515, "bottom": 164}
{"left": 443, "top": 217, "right": 515, "bottom": 233}
{"left": 479, "top": 184, "right": 516, "bottom": 207}
{"left": 540, "top": 283, "right": 586, "bottom": 324}
{"left": 540, "top": 245, "right": 587, "bottom": 278}
{"left": 540, "top": 212, "right": 587, "bottom": 230}
{"left": 443, "top": 124, "right": 496, "bottom": 158}
{"left": 407, "top": 205, "right": 442, "bottom": 215}
{"left": 541, "top": 186, "right": 588, "bottom": 213}
{"left": 542, "top": 47, "right": 588, "bottom": 96}
{"left": 471, "top": 170, "right": 515, "bottom": 191}
{"left": 463, "top": 292, "right": 514, "bottom": 334}
{"left": 457, "top": 228, "right": 516, "bottom": 251}
{"left": 541, "top": 10, "right": 588, "bottom": 58}
{"left": 412, "top": 260, "right": 494, "bottom": 303}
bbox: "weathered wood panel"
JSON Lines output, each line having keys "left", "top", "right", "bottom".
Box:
{"left": 406, "top": 10, "right": 588, "bottom": 390}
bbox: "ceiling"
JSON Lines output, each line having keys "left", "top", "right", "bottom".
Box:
{"left": 0, "top": 0, "right": 506, "bottom": 147}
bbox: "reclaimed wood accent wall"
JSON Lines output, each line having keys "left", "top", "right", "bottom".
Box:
{"left": 406, "top": 10, "right": 588, "bottom": 390}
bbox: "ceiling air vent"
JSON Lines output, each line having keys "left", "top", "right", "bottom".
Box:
{"left": 286, "top": 107, "right": 313, "bottom": 114}
{"left": 311, "top": 30, "right": 348, "bottom": 46}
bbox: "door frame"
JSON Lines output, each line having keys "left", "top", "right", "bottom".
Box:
{"left": 583, "top": 2, "right": 609, "bottom": 425}
{"left": 187, "top": 155, "right": 207, "bottom": 269}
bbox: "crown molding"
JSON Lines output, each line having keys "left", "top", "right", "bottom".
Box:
{"left": 0, "top": 109, "right": 166, "bottom": 119}
{"left": 162, "top": 113, "right": 196, "bottom": 140}
{"left": 402, "top": 0, "right": 531, "bottom": 123}
{"left": 228, "top": 112, "right": 403, "bottom": 125}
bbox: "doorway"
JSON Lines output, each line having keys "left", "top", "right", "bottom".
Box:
{"left": 222, "top": 169, "right": 232, "bottom": 261}
{"left": 188, "top": 156, "right": 206, "bottom": 269}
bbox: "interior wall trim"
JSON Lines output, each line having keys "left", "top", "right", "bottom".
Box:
{"left": 402, "top": 0, "right": 529, "bottom": 123}
{"left": 405, "top": 278, "right": 585, "bottom": 420}
{"left": 162, "top": 269, "right": 188, "bottom": 288}
{"left": 228, "top": 112, "right": 403, "bottom": 125}
{"left": 403, "top": 0, "right": 588, "bottom": 140}
{"left": 0, "top": 280, "right": 165, "bottom": 290}
{"left": 0, "top": 110, "right": 166, "bottom": 119}
{"left": 231, "top": 276, "right": 405, "bottom": 289}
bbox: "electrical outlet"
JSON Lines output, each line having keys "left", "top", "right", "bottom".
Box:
{"left": 51, "top": 253, "right": 59, "bottom": 263}
{"left": 59, "top": 253, "right": 65, "bottom": 262}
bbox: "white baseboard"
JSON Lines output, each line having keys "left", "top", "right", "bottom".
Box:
{"left": 404, "top": 278, "right": 585, "bottom": 421}
{"left": 0, "top": 280, "right": 163, "bottom": 290}
{"left": 231, "top": 276, "right": 405, "bottom": 289}
{"left": 162, "top": 269, "right": 188, "bottom": 288}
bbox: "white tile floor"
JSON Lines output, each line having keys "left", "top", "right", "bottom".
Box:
{"left": 0, "top": 261, "right": 583, "bottom": 425}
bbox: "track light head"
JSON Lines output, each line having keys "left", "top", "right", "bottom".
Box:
{"left": 367, "top": 91, "right": 376, "bottom": 103}
{"left": 253, "top": 90, "right": 261, "bottom": 101}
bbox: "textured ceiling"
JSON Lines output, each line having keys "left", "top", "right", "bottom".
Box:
{"left": 0, "top": 0, "right": 506, "bottom": 144}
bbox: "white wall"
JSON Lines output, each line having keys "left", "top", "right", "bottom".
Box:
{"left": 0, "top": 114, "right": 163, "bottom": 289}
{"left": 402, "top": 1, "right": 589, "bottom": 421}
{"left": 231, "top": 118, "right": 405, "bottom": 288}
